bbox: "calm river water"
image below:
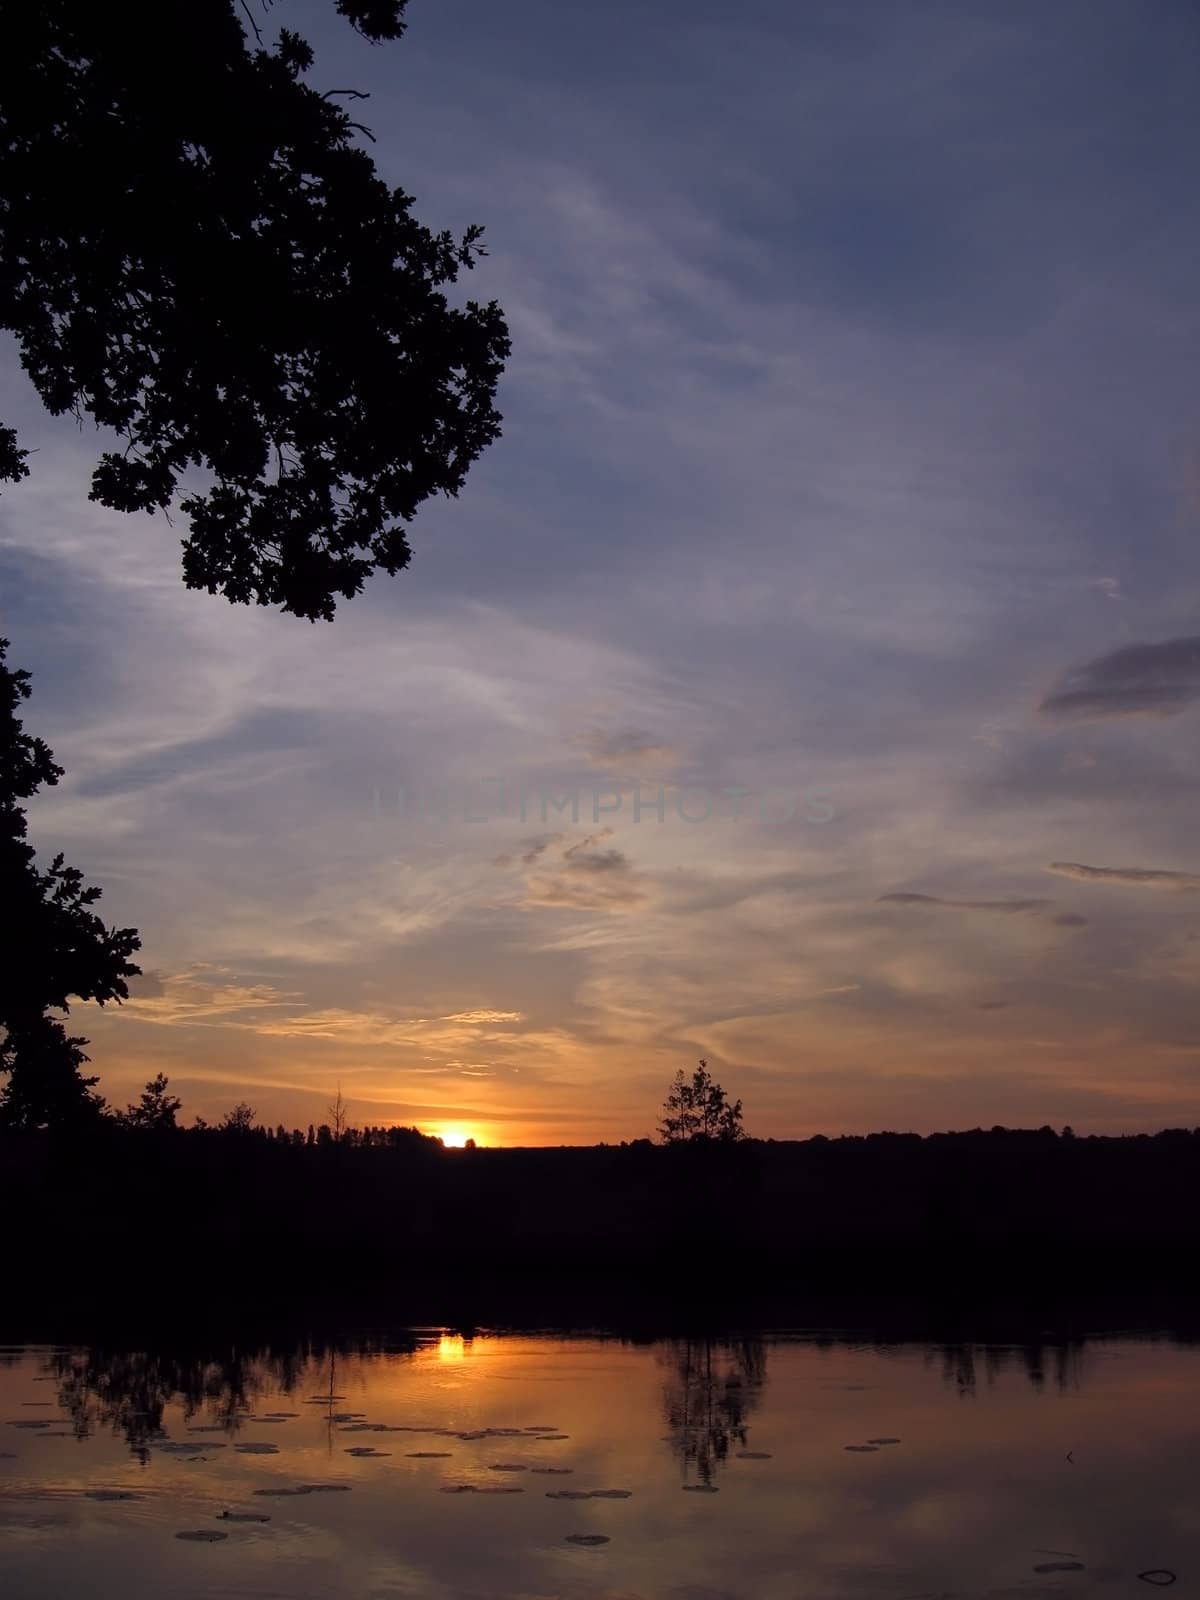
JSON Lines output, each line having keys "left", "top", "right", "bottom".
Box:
{"left": 1, "top": 1329, "right": 1197, "bottom": 1598}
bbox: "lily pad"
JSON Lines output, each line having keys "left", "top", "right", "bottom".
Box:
{"left": 344, "top": 1447, "right": 390, "bottom": 1457}
{"left": 85, "top": 1489, "right": 141, "bottom": 1501}
{"left": 589, "top": 1489, "right": 632, "bottom": 1499}
{"left": 407, "top": 1451, "right": 451, "bottom": 1459}
{"left": 217, "top": 1511, "right": 270, "bottom": 1523}
{"left": 1034, "top": 1563, "right": 1085, "bottom": 1575}
{"left": 682, "top": 1483, "right": 718, "bottom": 1493}
{"left": 530, "top": 1466, "right": 573, "bottom": 1475}
{"left": 488, "top": 1463, "right": 527, "bottom": 1472}
{"left": 565, "top": 1533, "right": 609, "bottom": 1546}
{"left": 1137, "top": 1574, "right": 1177, "bottom": 1588}
{"left": 234, "top": 1443, "right": 279, "bottom": 1455}
{"left": 866, "top": 1437, "right": 901, "bottom": 1446}
{"left": 176, "top": 1529, "right": 227, "bottom": 1542}
{"left": 546, "top": 1489, "right": 592, "bottom": 1500}
{"left": 736, "top": 1451, "right": 772, "bottom": 1459}
{"left": 844, "top": 1444, "right": 879, "bottom": 1453}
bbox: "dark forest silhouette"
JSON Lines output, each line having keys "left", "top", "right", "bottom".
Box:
{"left": 6, "top": 1100, "right": 1200, "bottom": 1327}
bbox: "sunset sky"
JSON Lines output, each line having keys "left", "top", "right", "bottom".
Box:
{"left": 3, "top": 0, "right": 1200, "bottom": 1143}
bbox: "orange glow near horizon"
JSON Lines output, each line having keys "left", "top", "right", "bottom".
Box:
{"left": 439, "top": 1128, "right": 471, "bottom": 1148}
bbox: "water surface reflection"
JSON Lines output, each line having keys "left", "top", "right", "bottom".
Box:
{"left": 1, "top": 1328, "right": 1196, "bottom": 1598}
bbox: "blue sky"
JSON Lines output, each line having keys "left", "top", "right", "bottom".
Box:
{"left": 3, "top": 0, "right": 1200, "bottom": 1140}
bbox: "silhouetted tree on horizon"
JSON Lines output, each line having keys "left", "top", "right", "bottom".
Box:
{"left": 0, "top": 0, "right": 509, "bottom": 620}
{"left": 0, "top": 640, "right": 141, "bottom": 1130}
{"left": 218, "top": 1101, "right": 258, "bottom": 1135}
{"left": 120, "top": 1073, "right": 183, "bottom": 1133}
{"left": 658, "top": 1061, "right": 745, "bottom": 1144}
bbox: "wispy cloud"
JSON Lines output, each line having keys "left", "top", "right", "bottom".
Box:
{"left": 1046, "top": 862, "right": 1200, "bottom": 892}
{"left": 1039, "top": 637, "right": 1200, "bottom": 722}
{"left": 878, "top": 892, "right": 1051, "bottom": 915}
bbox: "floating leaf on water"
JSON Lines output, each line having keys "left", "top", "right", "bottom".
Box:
{"left": 536, "top": 1435, "right": 570, "bottom": 1441}
{"left": 530, "top": 1467, "right": 573, "bottom": 1475}
{"left": 1033, "top": 1563, "right": 1085, "bottom": 1574}
{"left": 440, "top": 1484, "right": 477, "bottom": 1494}
{"left": 260, "top": 1412, "right": 299, "bottom": 1419}
{"left": 34, "top": 1431, "right": 73, "bottom": 1438}
{"left": 186, "top": 1427, "right": 227, "bottom": 1434}
{"left": 1137, "top": 1574, "right": 1177, "bottom": 1588}
{"left": 456, "top": 1430, "right": 488, "bottom": 1440}
{"left": 176, "top": 1528, "right": 227, "bottom": 1542}
{"left": 407, "top": 1452, "right": 451, "bottom": 1459}
{"left": 844, "top": 1445, "right": 879, "bottom": 1453}
{"left": 523, "top": 1426, "right": 559, "bottom": 1433}
{"left": 484, "top": 1428, "right": 524, "bottom": 1437}
{"left": 85, "top": 1489, "right": 141, "bottom": 1501}
{"left": 217, "top": 1511, "right": 270, "bottom": 1522}
{"left": 7, "top": 1420, "right": 50, "bottom": 1429}
{"left": 588, "top": 1489, "right": 632, "bottom": 1499}
{"left": 234, "top": 1443, "right": 279, "bottom": 1455}
{"left": 488, "top": 1463, "right": 527, "bottom": 1472}
{"left": 0, "top": 1451, "right": 17, "bottom": 1459}
{"left": 306, "top": 1396, "right": 346, "bottom": 1402}
{"left": 300, "top": 1483, "right": 351, "bottom": 1493}
{"left": 736, "top": 1451, "right": 772, "bottom": 1459}
{"left": 866, "top": 1437, "right": 901, "bottom": 1446}
{"left": 565, "top": 1533, "right": 610, "bottom": 1546}
{"left": 344, "top": 1447, "right": 390, "bottom": 1457}
{"left": 473, "top": 1484, "right": 524, "bottom": 1494}
{"left": 546, "top": 1490, "right": 591, "bottom": 1500}
{"left": 682, "top": 1484, "right": 718, "bottom": 1493}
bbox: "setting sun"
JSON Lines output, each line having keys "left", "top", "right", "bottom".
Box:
{"left": 440, "top": 1129, "right": 471, "bottom": 1149}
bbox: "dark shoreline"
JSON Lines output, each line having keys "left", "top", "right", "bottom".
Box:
{"left": 9, "top": 1240, "right": 1200, "bottom": 1347}
{"left": 5, "top": 1124, "right": 1199, "bottom": 1342}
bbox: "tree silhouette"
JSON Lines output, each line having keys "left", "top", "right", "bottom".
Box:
{"left": 658, "top": 1060, "right": 745, "bottom": 1143}
{"left": 218, "top": 1101, "right": 258, "bottom": 1134}
{"left": 121, "top": 1073, "right": 183, "bottom": 1133}
{"left": 0, "top": 640, "right": 141, "bottom": 1130}
{"left": 0, "top": 0, "right": 509, "bottom": 620}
